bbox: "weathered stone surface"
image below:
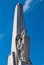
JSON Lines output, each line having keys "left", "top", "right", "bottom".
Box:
{"left": 8, "top": 52, "right": 16, "bottom": 65}
{"left": 8, "top": 3, "right": 32, "bottom": 65}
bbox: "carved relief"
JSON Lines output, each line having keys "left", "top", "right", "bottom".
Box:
{"left": 15, "top": 30, "right": 26, "bottom": 60}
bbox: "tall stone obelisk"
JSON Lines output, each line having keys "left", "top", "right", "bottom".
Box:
{"left": 8, "top": 3, "right": 32, "bottom": 65}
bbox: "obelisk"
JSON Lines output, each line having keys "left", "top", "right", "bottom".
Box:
{"left": 8, "top": 3, "right": 32, "bottom": 65}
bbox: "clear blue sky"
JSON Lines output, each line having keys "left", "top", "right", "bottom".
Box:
{"left": 0, "top": 0, "right": 44, "bottom": 65}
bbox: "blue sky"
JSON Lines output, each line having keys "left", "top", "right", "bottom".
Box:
{"left": 0, "top": 0, "right": 44, "bottom": 65}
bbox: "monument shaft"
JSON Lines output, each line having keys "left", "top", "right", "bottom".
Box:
{"left": 8, "top": 3, "right": 32, "bottom": 65}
